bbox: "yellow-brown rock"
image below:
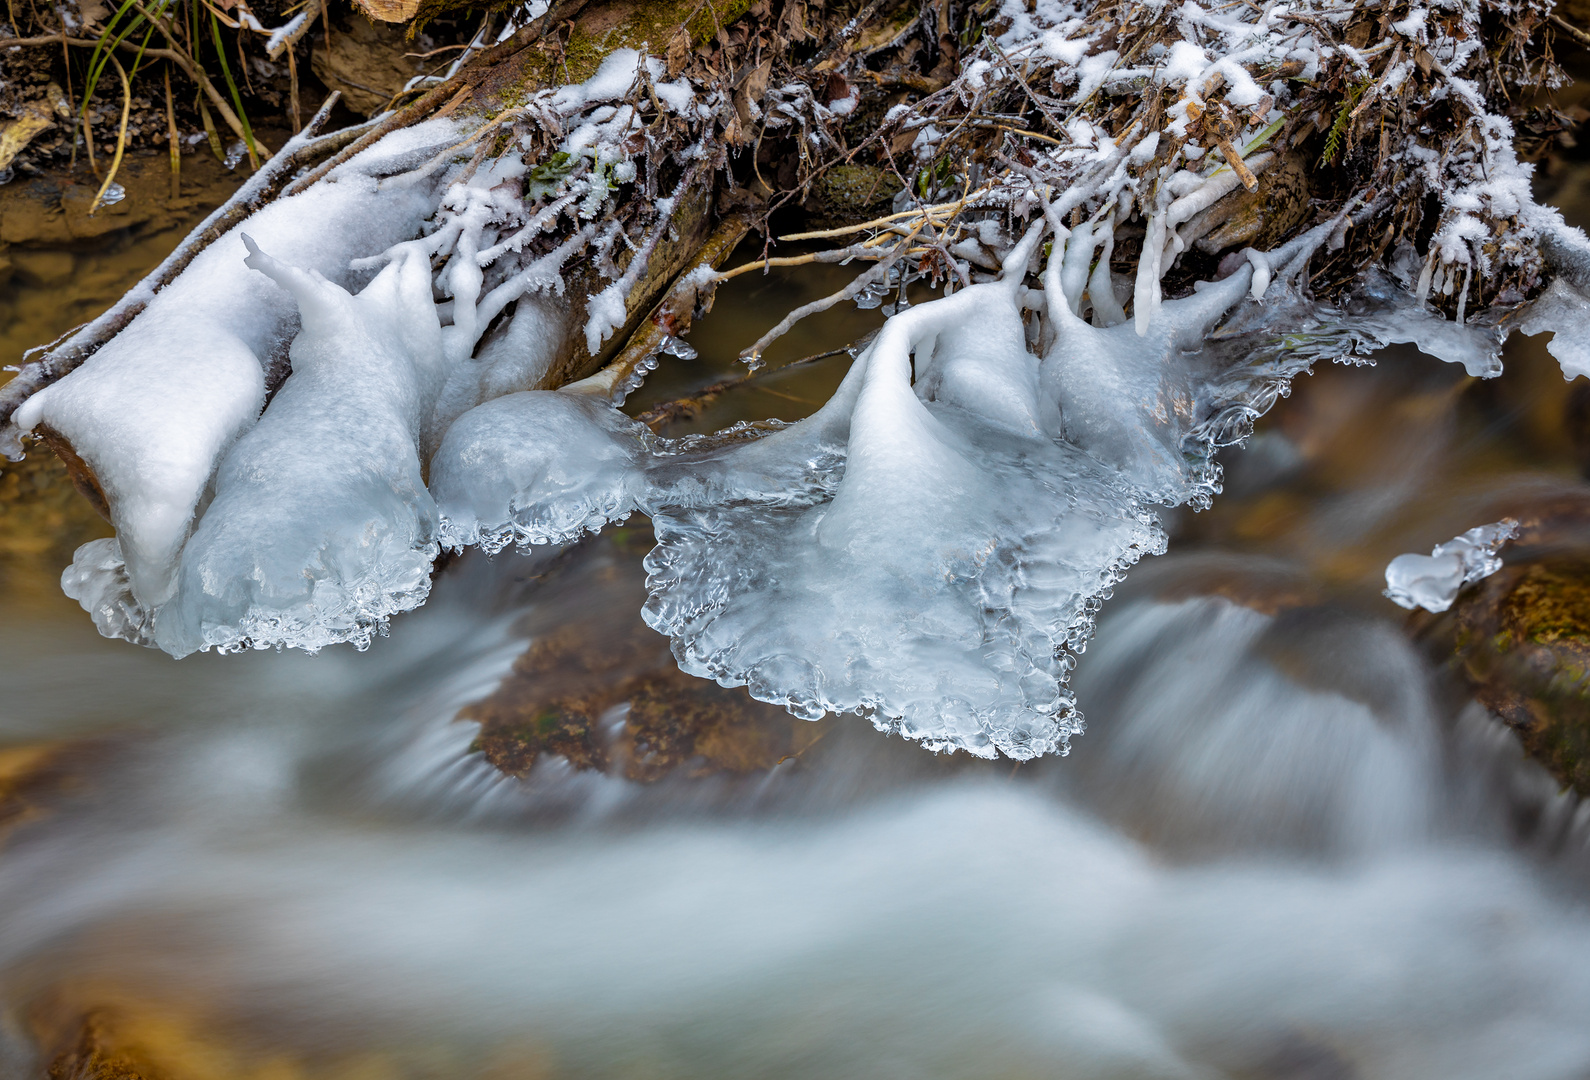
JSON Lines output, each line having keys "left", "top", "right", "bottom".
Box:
{"left": 462, "top": 525, "right": 823, "bottom": 781}
{"left": 1437, "top": 560, "right": 1590, "bottom": 795}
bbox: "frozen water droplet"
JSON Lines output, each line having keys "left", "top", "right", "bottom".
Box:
{"left": 100, "top": 181, "right": 125, "bottom": 206}
{"left": 881, "top": 293, "right": 911, "bottom": 317}
{"left": 224, "top": 140, "right": 247, "bottom": 170}
{"left": 853, "top": 281, "right": 887, "bottom": 310}
{"left": 659, "top": 334, "right": 697, "bottom": 360}
{"left": 1384, "top": 519, "right": 1519, "bottom": 612}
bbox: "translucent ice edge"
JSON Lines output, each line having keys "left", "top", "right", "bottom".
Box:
{"left": 1384, "top": 518, "right": 1520, "bottom": 614}
{"left": 429, "top": 221, "right": 1374, "bottom": 759}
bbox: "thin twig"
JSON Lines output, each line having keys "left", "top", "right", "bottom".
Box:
{"left": 715, "top": 244, "right": 874, "bottom": 281}
{"left": 778, "top": 185, "right": 993, "bottom": 241}
{"left": 636, "top": 344, "right": 855, "bottom": 429}
{"left": 740, "top": 217, "right": 930, "bottom": 366}
{"left": 1550, "top": 11, "right": 1590, "bottom": 49}
{"left": 164, "top": 63, "right": 180, "bottom": 198}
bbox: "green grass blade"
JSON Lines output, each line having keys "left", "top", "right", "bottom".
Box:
{"left": 208, "top": 8, "right": 260, "bottom": 168}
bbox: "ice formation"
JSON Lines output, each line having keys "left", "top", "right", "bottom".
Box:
{"left": 1384, "top": 519, "right": 1520, "bottom": 614}
{"left": 13, "top": 51, "right": 699, "bottom": 656}
{"left": 425, "top": 222, "right": 1346, "bottom": 758}
{"left": 430, "top": 391, "right": 649, "bottom": 554}
{"left": 15, "top": 119, "right": 462, "bottom": 618}
{"left": 150, "top": 238, "right": 449, "bottom": 656}
{"left": 11, "top": 119, "right": 467, "bottom": 643}
{"left": 14, "top": 0, "right": 1590, "bottom": 759}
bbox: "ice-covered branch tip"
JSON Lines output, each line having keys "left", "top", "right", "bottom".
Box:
{"left": 1385, "top": 520, "right": 1520, "bottom": 614}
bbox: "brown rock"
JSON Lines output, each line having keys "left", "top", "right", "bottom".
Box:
{"left": 350, "top": 0, "right": 421, "bottom": 22}
{"left": 311, "top": 17, "right": 427, "bottom": 117}
{"left": 1436, "top": 559, "right": 1590, "bottom": 795}
{"left": 45, "top": 1010, "right": 163, "bottom": 1080}
{"left": 462, "top": 524, "right": 824, "bottom": 781}
{"left": 0, "top": 94, "right": 59, "bottom": 175}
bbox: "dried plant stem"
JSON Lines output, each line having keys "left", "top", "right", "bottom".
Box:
{"left": 740, "top": 218, "right": 930, "bottom": 365}
{"left": 779, "top": 185, "right": 992, "bottom": 242}
{"left": 6, "top": 30, "right": 256, "bottom": 150}
{"left": 88, "top": 55, "right": 131, "bottom": 215}
{"left": 286, "top": 40, "right": 300, "bottom": 131}
{"left": 715, "top": 245, "right": 873, "bottom": 282}
{"left": 126, "top": 0, "right": 259, "bottom": 153}
{"left": 164, "top": 62, "right": 181, "bottom": 198}
{"left": 1550, "top": 11, "right": 1590, "bottom": 49}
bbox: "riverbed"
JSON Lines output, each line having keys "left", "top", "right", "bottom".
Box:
{"left": 4, "top": 159, "right": 1590, "bottom": 1078}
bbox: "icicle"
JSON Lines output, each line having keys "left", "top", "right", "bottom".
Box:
{"left": 1087, "top": 209, "right": 1127, "bottom": 328}
{"left": 1058, "top": 217, "right": 1095, "bottom": 315}
{"left": 1134, "top": 194, "right": 1168, "bottom": 336}
{"left": 1415, "top": 254, "right": 1436, "bottom": 303}
{"left": 1246, "top": 248, "right": 1272, "bottom": 302}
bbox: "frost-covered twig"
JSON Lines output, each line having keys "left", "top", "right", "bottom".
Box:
{"left": 740, "top": 217, "right": 932, "bottom": 367}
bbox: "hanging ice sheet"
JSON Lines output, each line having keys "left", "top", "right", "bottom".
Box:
{"left": 152, "top": 239, "right": 449, "bottom": 657}
{"left": 428, "top": 224, "right": 1360, "bottom": 758}
{"left": 10, "top": 119, "right": 466, "bottom": 621}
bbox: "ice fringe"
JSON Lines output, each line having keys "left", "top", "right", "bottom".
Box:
{"left": 1384, "top": 519, "right": 1520, "bottom": 614}
{"left": 25, "top": 3, "right": 1590, "bottom": 755}
{"left": 425, "top": 221, "right": 1350, "bottom": 758}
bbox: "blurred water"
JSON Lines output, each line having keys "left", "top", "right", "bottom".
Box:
{"left": 8, "top": 213, "right": 1590, "bottom": 1080}
{"left": 4, "top": 508, "right": 1590, "bottom": 1079}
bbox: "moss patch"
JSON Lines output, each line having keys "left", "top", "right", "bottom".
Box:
{"left": 1441, "top": 560, "right": 1590, "bottom": 795}
{"left": 804, "top": 164, "right": 902, "bottom": 227}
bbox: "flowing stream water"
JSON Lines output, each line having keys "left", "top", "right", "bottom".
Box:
{"left": 7, "top": 185, "right": 1590, "bottom": 1079}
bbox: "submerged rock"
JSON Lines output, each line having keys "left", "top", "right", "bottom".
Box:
{"left": 461, "top": 524, "right": 824, "bottom": 782}
{"left": 803, "top": 164, "right": 902, "bottom": 227}
{"left": 1429, "top": 556, "right": 1590, "bottom": 797}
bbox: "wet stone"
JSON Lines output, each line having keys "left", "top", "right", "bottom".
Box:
{"left": 1433, "top": 559, "right": 1590, "bottom": 796}
{"left": 461, "top": 524, "right": 824, "bottom": 782}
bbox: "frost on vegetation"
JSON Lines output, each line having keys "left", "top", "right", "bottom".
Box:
{"left": 1384, "top": 519, "right": 1519, "bottom": 613}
